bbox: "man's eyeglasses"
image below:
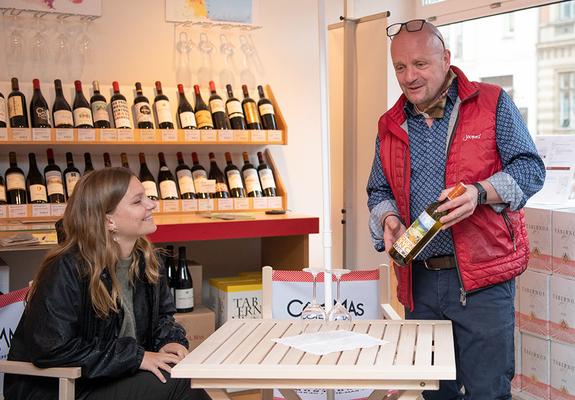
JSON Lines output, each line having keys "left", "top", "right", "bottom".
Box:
{"left": 386, "top": 19, "right": 445, "bottom": 49}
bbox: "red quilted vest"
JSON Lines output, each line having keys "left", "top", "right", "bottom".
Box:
{"left": 377, "top": 66, "right": 529, "bottom": 311}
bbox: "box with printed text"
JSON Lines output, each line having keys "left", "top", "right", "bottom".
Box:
{"left": 521, "top": 333, "right": 550, "bottom": 400}
{"left": 519, "top": 270, "right": 550, "bottom": 338}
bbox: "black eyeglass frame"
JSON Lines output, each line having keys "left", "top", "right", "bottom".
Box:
{"left": 386, "top": 19, "right": 445, "bottom": 49}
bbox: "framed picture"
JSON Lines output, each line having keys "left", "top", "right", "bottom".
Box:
{"left": 1, "top": 0, "right": 102, "bottom": 16}
{"left": 166, "top": 0, "right": 254, "bottom": 25}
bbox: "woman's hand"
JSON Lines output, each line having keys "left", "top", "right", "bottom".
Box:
{"left": 139, "top": 351, "right": 181, "bottom": 383}
{"left": 159, "top": 342, "right": 189, "bottom": 361}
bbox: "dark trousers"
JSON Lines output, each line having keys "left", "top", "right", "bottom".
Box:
{"left": 405, "top": 266, "right": 515, "bottom": 400}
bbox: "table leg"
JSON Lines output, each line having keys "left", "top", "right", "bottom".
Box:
{"left": 278, "top": 389, "right": 302, "bottom": 400}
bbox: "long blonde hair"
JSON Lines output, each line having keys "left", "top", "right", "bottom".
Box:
{"left": 28, "top": 167, "right": 160, "bottom": 318}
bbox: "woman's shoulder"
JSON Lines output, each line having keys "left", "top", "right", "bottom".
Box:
{"left": 44, "top": 246, "right": 86, "bottom": 278}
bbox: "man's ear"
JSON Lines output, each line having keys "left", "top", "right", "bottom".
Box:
{"left": 443, "top": 48, "right": 451, "bottom": 70}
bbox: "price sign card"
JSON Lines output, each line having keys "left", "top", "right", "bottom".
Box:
{"left": 8, "top": 205, "right": 28, "bottom": 218}
{"left": 0, "top": 128, "right": 7, "bottom": 141}
{"left": 32, "top": 204, "right": 51, "bottom": 217}
{"left": 117, "top": 129, "right": 135, "bottom": 142}
{"left": 184, "top": 129, "right": 200, "bottom": 142}
{"left": 268, "top": 196, "right": 283, "bottom": 209}
{"left": 161, "top": 129, "right": 178, "bottom": 142}
{"left": 218, "top": 130, "right": 233, "bottom": 142}
{"left": 78, "top": 129, "right": 96, "bottom": 141}
{"left": 151, "top": 201, "right": 161, "bottom": 213}
{"left": 140, "top": 129, "right": 156, "bottom": 142}
{"left": 100, "top": 129, "right": 118, "bottom": 142}
{"left": 56, "top": 128, "right": 74, "bottom": 142}
{"left": 198, "top": 199, "right": 214, "bottom": 211}
{"left": 50, "top": 204, "right": 66, "bottom": 217}
{"left": 233, "top": 131, "right": 249, "bottom": 142}
{"left": 253, "top": 197, "right": 268, "bottom": 209}
{"left": 201, "top": 130, "right": 217, "bottom": 142}
{"left": 234, "top": 198, "right": 250, "bottom": 210}
{"left": 251, "top": 130, "right": 266, "bottom": 142}
{"left": 217, "top": 198, "right": 233, "bottom": 211}
{"left": 0, "top": 205, "right": 6, "bottom": 218}
{"left": 181, "top": 199, "right": 198, "bottom": 212}
{"left": 32, "top": 128, "right": 51, "bottom": 141}
{"left": 12, "top": 128, "right": 31, "bottom": 141}
{"left": 268, "top": 130, "right": 283, "bottom": 143}
{"left": 162, "top": 200, "right": 180, "bottom": 213}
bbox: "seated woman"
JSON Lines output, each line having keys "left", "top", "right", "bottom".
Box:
{"left": 4, "top": 167, "right": 208, "bottom": 400}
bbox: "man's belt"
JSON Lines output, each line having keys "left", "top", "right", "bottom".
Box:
{"left": 413, "top": 255, "right": 456, "bottom": 271}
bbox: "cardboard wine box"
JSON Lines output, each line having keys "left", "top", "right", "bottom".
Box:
{"left": 174, "top": 306, "right": 215, "bottom": 351}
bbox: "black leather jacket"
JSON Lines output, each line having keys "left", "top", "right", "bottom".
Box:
{"left": 4, "top": 248, "right": 188, "bottom": 400}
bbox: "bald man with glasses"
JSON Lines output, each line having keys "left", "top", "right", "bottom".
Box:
{"left": 367, "top": 20, "right": 545, "bottom": 399}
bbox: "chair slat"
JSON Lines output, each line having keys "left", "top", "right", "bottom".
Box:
{"left": 242, "top": 321, "right": 293, "bottom": 364}
{"left": 337, "top": 321, "right": 370, "bottom": 365}
{"left": 414, "top": 324, "right": 433, "bottom": 367}
{"left": 375, "top": 323, "right": 401, "bottom": 366}
{"left": 226, "top": 320, "right": 278, "bottom": 364}
{"left": 261, "top": 321, "right": 308, "bottom": 365}
{"left": 356, "top": 322, "right": 386, "bottom": 366}
{"left": 182, "top": 320, "right": 245, "bottom": 365}
{"left": 433, "top": 323, "right": 455, "bottom": 367}
{"left": 395, "top": 323, "right": 417, "bottom": 366}
{"left": 205, "top": 321, "right": 262, "bottom": 365}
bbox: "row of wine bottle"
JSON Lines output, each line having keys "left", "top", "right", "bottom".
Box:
{"left": 0, "top": 78, "right": 278, "bottom": 131}
{"left": 163, "top": 245, "right": 194, "bottom": 313}
{"left": 0, "top": 150, "right": 277, "bottom": 205}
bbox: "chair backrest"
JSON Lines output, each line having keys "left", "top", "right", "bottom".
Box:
{"left": 261, "top": 265, "right": 392, "bottom": 320}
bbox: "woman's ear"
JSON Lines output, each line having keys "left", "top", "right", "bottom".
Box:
{"left": 105, "top": 215, "right": 117, "bottom": 233}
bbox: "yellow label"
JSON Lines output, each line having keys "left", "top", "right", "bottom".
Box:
{"left": 392, "top": 211, "right": 436, "bottom": 258}
{"left": 243, "top": 103, "right": 259, "bottom": 124}
{"left": 196, "top": 110, "right": 213, "bottom": 129}
{"left": 8, "top": 96, "right": 23, "bottom": 117}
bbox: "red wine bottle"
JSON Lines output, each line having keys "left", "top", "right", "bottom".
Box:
{"left": 241, "top": 85, "right": 262, "bottom": 130}
{"left": 257, "top": 151, "right": 277, "bottom": 197}
{"left": 134, "top": 82, "right": 154, "bottom": 129}
{"left": 103, "top": 152, "right": 112, "bottom": 168}
{"left": 208, "top": 152, "right": 229, "bottom": 199}
{"left": 27, "top": 152, "right": 48, "bottom": 204}
{"left": 164, "top": 245, "right": 177, "bottom": 299}
{"left": 224, "top": 152, "right": 245, "bottom": 198}
{"left": 6, "top": 152, "right": 27, "bottom": 204}
{"left": 63, "top": 152, "right": 80, "bottom": 199}
{"left": 175, "top": 246, "right": 194, "bottom": 313}
{"left": 225, "top": 84, "right": 246, "bottom": 130}
{"left": 138, "top": 153, "right": 158, "bottom": 200}
{"left": 90, "top": 81, "right": 111, "bottom": 128}
{"left": 191, "top": 152, "right": 209, "bottom": 199}
{"left": 52, "top": 79, "right": 73, "bottom": 128}
{"left": 0, "top": 175, "right": 6, "bottom": 204}
{"left": 193, "top": 85, "right": 214, "bottom": 129}
{"left": 154, "top": 81, "right": 174, "bottom": 129}
{"left": 44, "top": 148, "right": 65, "bottom": 203}
{"left": 0, "top": 91, "right": 7, "bottom": 128}
{"left": 73, "top": 80, "right": 93, "bottom": 128}
{"left": 8, "top": 78, "right": 29, "bottom": 128}
{"left": 209, "top": 81, "right": 230, "bottom": 129}
{"left": 241, "top": 152, "right": 263, "bottom": 197}
{"left": 30, "top": 79, "right": 51, "bottom": 128}
{"left": 84, "top": 152, "right": 94, "bottom": 174}
{"left": 120, "top": 152, "right": 130, "bottom": 169}
{"left": 176, "top": 152, "right": 196, "bottom": 199}
{"left": 177, "top": 84, "right": 196, "bottom": 129}
{"left": 257, "top": 85, "right": 278, "bottom": 130}
{"left": 111, "top": 81, "right": 131, "bottom": 129}
{"left": 157, "top": 152, "right": 178, "bottom": 200}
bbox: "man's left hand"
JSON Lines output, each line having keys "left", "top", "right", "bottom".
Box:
{"left": 435, "top": 184, "right": 479, "bottom": 230}
{"left": 159, "top": 342, "right": 189, "bottom": 361}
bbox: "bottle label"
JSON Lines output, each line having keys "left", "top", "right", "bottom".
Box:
{"left": 243, "top": 103, "right": 259, "bottom": 124}
{"left": 45, "top": 170, "right": 65, "bottom": 195}
{"left": 226, "top": 170, "right": 243, "bottom": 190}
{"left": 192, "top": 170, "right": 208, "bottom": 192}
{"left": 160, "top": 180, "right": 178, "bottom": 199}
{"left": 73, "top": 107, "right": 93, "bottom": 126}
{"left": 243, "top": 169, "right": 262, "bottom": 193}
{"left": 142, "top": 180, "right": 159, "bottom": 198}
{"left": 209, "top": 98, "right": 225, "bottom": 113}
{"left": 6, "top": 173, "right": 25, "bottom": 190}
{"left": 54, "top": 110, "right": 74, "bottom": 127}
{"left": 0, "top": 184, "right": 6, "bottom": 202}
{"left": 392, "top": 211, "right": 437, "bottom": 258}
{"left": 65, "top": 171, "right": 80, "bottom": 196}
{"left": 226, "top": 100, "right": 243, "bottom": 118}
{"left": 0, "top": 97, "right": 6, "bottom": 123}
{"left": 91, "top": 101, "right": 110, "bottom": 122}
{"left": 175, "top": 288, "right": 194, "bottom": 309}
{"left": 29, "top": 183, "right": 48, "bottom": 202}
{"left": 215, "top": 182, "right": 229, "bottom": 194}
{"left": 111, "top": 99, "right": 132, "bottom": 128}
{"left": 135, "top": 102, "right": 153, "bottom": 123}
{"left": 259, "top": 103, "right": 275, "bottom": 116}
{"left": 179, "top": 111, "right": 196, "bottom": 129}
{"left": 155, "top": 100, "right": 173, "bottom": 124}
{"left": 32, "top": 106, "right": 51, "bottom": 126}
{"left": 177, "top": 170, "right": 196, "bottom": 194}
{"left": 195, "top": 110, "right": 213, "bottom": 129}
{"left": 8, "top": 96, "right": 23, "bottom": 117}
{"left": 258, "top": 169, "right": 276, "bottom": 190}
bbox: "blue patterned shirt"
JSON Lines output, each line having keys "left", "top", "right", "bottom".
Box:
{"left": 367, "top": 79, "right": 545, "bottom": 258}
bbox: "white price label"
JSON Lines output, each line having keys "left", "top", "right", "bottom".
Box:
{"left": 0, "top": 128, "right": 7, "bottom": 141}
{"left": 162, "top": 199, "right": 180, "bottom": 212}
{"left": 234, "top": 198, "right": 250, "bottom": 210}
{"left": 181, "top": 199, "right": 198, "bottom": 212}
{"left": 56, "top": 128, "right": 74, "bottom": 142}
{"left": 100, "top": 129, "right": 117, "bottom": 141}
{"left": 201, "top": 130, "right": 217, "bottom": 142}
{"left": 151, "top": 201, "right": 160, "bottom": 213}
{"left": 78, "top": 129, "right": 96, "bottom": 141}
{"left": 197, "top": 198, "right": 214, "bottom": 211}
{"left": 251, "top": 130, "right": 266, "bottom": 142}
{"left": 218, "top": 130, "right": 233, "bottom": 142}
{"left": 268, "top": 130, "right": 283, "bottom": 143}
{"left": 51, "top": 204, "right": 66, "bottom": 216}
{"left": 32, "top": 203, "right": 51, "bottom": 217}
{"left": 268, "top": 196, "right": 283, "bottom": 209}
{"left": 161, "top": 129, "right": 178, "bottom": 142}
{"left": 184, "top": 129, "right": 200, "bottom": 142}
{"left": 117, "top": 129, "right": 134, "bottom": 141}
{"left": 0, "top": 205, "right": 6, "bottom": 218}
{"left": 253, "top": 197, "right": 268, "bottom": 209}
{"left": 140, "top": 129, "right": 156, "bottom": 142}
{"left": 234, "top": 131, "right": 249, "bottom": 142}
{"left": 12, "top": 128, "right": 31, "bottom": 141}
{"left": 217, "top": 198, "right": 233, "bottom": 211}
{"left": 8, "top": 204, "right": 28, "bottom": 218}
{"left": 32, "top": 128, "right": 51, "bottom": 141}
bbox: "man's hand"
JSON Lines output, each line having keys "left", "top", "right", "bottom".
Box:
{"left": 139, "top": 351, "right": 181, "bottom": 383}
{"left": 436, "top": 184, "right": 479, "bottom": 230}
{"left": 159, "top": 342, "right": 188, "bottom": 361}
{"left": 382, "top": 213, "right": 406, "bottom": 253}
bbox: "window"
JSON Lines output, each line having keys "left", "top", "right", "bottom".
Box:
{"left": 559, "top": 1, "right": 575, "bottom": 20}
{"left": 559, "top": 72, "right": 575, "bottom": 128}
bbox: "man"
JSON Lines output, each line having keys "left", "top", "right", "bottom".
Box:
{"left": 367, "top": 20, "right": 545, "bottom": 399}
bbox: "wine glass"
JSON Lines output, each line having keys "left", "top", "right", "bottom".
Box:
{"left": 53, "top": 17, "right": 71, "bottom": 79}
{"left": 31, "top": 14, "right": 49, "bottom": 79}
{"left": 6, "top": 13, "right": 25, "bottom": 77}
{"left": 327, "top": 269, "right": 352, "bottom": 324}
{"left": 175, "top": 29, "right": 194, "bottom": 86}
{"left": 197, "top": 31, "right": 215, "bottom": 87}
{"left": 219, "top": 33, "right": 236, "bottom": 87}
{"left": 301, "top": 268, "right": 327, "bottom": 321}
{"left": 239, "top": 34, "right": 256, "bottom": 88}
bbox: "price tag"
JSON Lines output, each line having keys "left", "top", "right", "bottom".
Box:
{"left": 117, "top": 129, "right": 135, "bottom": 142}
{"left": 100, "top": 129, "right": 117, "bottom": 141}
{"left": 234, "top": 130, "right": 249, "bottom": 142}
{"left": 151, "top": 201, "right": 160, "bottom": 213}
{"left": 184, "top": 129, "right": 200, "bottom": 142}
{"left": 251, "top": 130, "right": 266, "bottom": 142}
{"left": 78, "top": 128, "right": 96, "bottom": 141}
{"left": 268, "top": 130, "right": 283, "bottom": 143}
{"left": 197, "top": 199, "right": 214, "bottom": 211}
{"left": 32, "top": 128, "right": 51, "bottom": 141}
{"left": 268, "top": 196, "right": 283, "bottom": 209}
{"left": 0, "top": 205, "right": 7, "bottom": 218}
{"left": 161, "top": 129, "right": 178, "bottom": 142}
{"left": 162, "top": 200, "right": 180, "bottom": 212}
{"left": 218, "top": 130, "right": 233, "bottom": 142}
{"left": 234, "top": 198, "right": 250, "bottom": 210}
{"left": 181, "top": 199, "right": 198, "bottom": 212}
{"left": 8, "top": 204, "right": 28, "bottom": 218}
{"left": 140, "top": 129, "right": 156, "bottom": 142}
{"left": 253, "top": 197, "right": 268, "bottom": 209}
{"left": 12, "top": 128, "right": 31, "bottom": 141}
{"left": 50, "top": 204, "right": 66, "bottom": 216}
{"left": 201, "top": 130, "right": 217, "bottom": 142}
{"left": 0, "top": 128, "right": 7, "bottom": 141}
{"left": 32, "top": 204, "right": 51, "bottom": 217}
{"left": 217, "top": 198, "right": 233, "bottom": 211}
{"left": 56, "top": 128, "right": 74, "bottom": 142}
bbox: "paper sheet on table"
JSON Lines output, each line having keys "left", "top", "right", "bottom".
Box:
{"left": 272, "top": 330, "right": 388, "bottom": 355}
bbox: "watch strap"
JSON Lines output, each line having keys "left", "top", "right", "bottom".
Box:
{"left": 472, "top": 182, "right": 487, "bottom": 205}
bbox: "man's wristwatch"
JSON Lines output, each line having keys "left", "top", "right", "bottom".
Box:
{"left": 472, "top": 182, "right": 487, "bottom": 205}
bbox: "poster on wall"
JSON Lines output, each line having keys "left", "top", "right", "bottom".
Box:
{"left": 166, "top": 0, "right": 253, "bottom": 24}
{"left": 0, "top": 0, "right": 102, "bottom": 16}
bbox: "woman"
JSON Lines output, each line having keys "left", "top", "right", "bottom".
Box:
{"left": 4, "top": 167, "right": 207, "bottom": 400}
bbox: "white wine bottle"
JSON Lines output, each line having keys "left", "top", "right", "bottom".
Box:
{"left": 389, "top": 182, "right": 467, "bottom": 266}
